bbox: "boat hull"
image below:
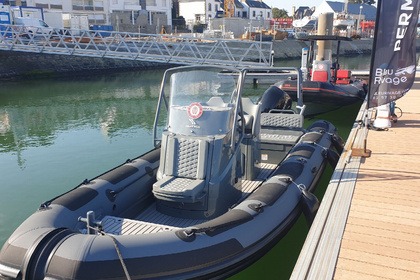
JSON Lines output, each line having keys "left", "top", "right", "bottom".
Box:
{"left": 0, "top": 121, "right": 340, "bottom": 280}
{"left": 292, "top": 17, "right": 317, "bottom": 30}
{"left": 279, "top": 80, "right": 367, "bottom": 115}
{"left": 333, "top": 19, "right": 355, "bottom": 29}
{"left": 0, "top": 65, "right": 343, "bottom": 279}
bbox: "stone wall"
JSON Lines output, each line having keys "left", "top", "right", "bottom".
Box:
{"left": 272, "top": 39, "right": 374, "bottom": 59}
{"left": 1, "top": 38, "right": 419, "bottom": 80}
{"left": 272, "top": 38, "right": 420, "bottom": 59}
{"left": 0, "top": 51, "right": 168, "bottom": 80}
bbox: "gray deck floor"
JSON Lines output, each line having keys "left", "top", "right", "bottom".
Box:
{"left": 102, "top": 163, "right": 277, "bottom": 235}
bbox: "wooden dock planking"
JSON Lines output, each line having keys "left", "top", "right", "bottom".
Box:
{"left": 291, "top": 76, "right": 420, "bottom": 279}
{"left": 290, "top": 100, "right": 370, "bottom": 280}
{"left": 335, "top": 88, "right": 420, "bottom": 279}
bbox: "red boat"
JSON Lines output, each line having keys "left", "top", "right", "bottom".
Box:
{"left": 279, "top": 35, "right": 368, "bottom": 115}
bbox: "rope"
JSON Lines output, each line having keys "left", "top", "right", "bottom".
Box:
{"left": 93, "top": 226, "right": 132, "bottom": 280}
{"left": 290, "top": 179, "right": 307, "bottom": 192}
{"left": 305, "top": 141, "right": 329, "bottom": 157}
{"left": 278, "top": 176, "right": 307, "bottom": 192}
{"left": 107, "top": 234, "right": 132, "bottom": 280}
{"left": 82, "top": 221, "right": 131, "bottom": 280}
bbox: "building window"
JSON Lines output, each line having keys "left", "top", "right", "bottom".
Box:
{"left": 94, "top": 0, "right": 104, "bottom": 11}
{"left": 35, "top": 3, "right": 48, "bottom": 8}
{"left": 252, "top": 11, "right": 256, "bottom": 17}
{"left": 267, "top": 12, "right": 270, "bottom": 18}
{"left": 50, "top": 4, "right": 63, "bottom": 9}
{"left": 85, "top": 0, "right": 93, "bottom": 11}
{"left": 71, "top": 0, "right": 105, "bottom": 12}
{"left": 208, "top": 3, "right": 211, "bottom": 12}
{"left": 89, "top": 13, "right": 105, "bottom": 24}
{"left": 146, "top": 0, "right": 157, "bottom": 6}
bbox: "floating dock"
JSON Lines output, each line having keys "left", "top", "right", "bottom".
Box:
{"left": 291, "top": 76, "right": 420, "bottom": 279}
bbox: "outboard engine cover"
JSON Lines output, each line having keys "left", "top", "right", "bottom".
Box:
{"left": 258, "top": 86, "right": 292, "bottom": 113}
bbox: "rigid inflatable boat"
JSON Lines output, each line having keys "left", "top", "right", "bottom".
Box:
{"left": 0, "top": 66, "right": 343, "bottom": 280}
{"left": 279, "top": 78, "right": 367, "bottom": 114}
{"left": 279, "top": 35, "right": 368, "bottom": 115}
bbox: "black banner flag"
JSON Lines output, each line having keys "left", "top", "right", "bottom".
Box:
{"left": 368, "top": 0, "right": 420, "bottom": 108}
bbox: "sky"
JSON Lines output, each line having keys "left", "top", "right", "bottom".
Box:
{"left": 264, "top": 0, "right": 325, "bottom": 15}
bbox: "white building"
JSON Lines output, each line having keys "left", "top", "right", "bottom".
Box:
{"left": 19, "top": 0, "right": 171, "bottom": 32}
{"left": 178, "top": 0, "right": 207, "bottom": 27}
{"left": 313, "top": 1, "right": 376, "bottom": 21}
{"left": 110, "top": 0, "right": 171, "bottom": 33}
{"left": 178, "top": 0, "right": 271, "bottom": 29}
{"left": 244, "top": 0, "right": 270, "bottom": 20}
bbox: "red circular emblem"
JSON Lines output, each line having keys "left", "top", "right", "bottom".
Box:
{"left": 187, "top": 102, "right": 203, "bottom": 119}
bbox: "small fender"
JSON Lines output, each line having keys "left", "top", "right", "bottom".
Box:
{"left": 300, "top": 189, "right": 320, "bottom": 226}
{"left": 327, "top": 148, "right": 340, "bottom": 168}
{"left": 331, "top": 133, "right": 344, "bottom": 154}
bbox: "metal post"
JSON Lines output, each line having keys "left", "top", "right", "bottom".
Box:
{"left": 259, "top": 12, "right": 263, "bottom": 63}
{"left": 357, "top": 5, "right": 363, "bottom": 34}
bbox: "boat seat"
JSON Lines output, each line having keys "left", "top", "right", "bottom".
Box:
{"left": 260, "top": 112, "right": 305, "bottom": 163}
{"left": 153, "top": 176, "right": 205, "bottom": 203}
{"left": 336, "top": 69, "right": 352, "bottom": 84}
{"left": 260, "top": 113, "right": 304, "bottom": 140}
{"left": 261, "top": 112, "right": 303, "bottom": 129}
{"left": 311, "top": 70, "right": 329, "bottom": 82}
{"left": 153, "top": 133, "right": 209, "bottom": 203}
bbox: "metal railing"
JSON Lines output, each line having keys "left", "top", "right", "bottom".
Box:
{"left": 0, "top": 25, "right": 273, "bottom": 67}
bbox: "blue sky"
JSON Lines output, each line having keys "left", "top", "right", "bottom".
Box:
{"left": 264, "top": 0, "right": 324, "bottom": 15}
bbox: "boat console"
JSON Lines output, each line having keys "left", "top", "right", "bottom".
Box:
{"left": 152, "top": 67, "right": 244, "bottom": 219}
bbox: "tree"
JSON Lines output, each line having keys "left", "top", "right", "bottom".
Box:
{"left": 272, "top": 8, "right": 289, "bottom": 18}
{"left": 172, "top": 16, "right": 187, "bottom": 30}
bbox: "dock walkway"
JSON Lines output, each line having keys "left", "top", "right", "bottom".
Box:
{"left": 0, "top": 26, "right": 272, "bottom": 68}
{"left": 291, "top": 77, "right": 420, "bottom": 279}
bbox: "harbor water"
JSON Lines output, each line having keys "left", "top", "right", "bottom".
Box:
{"left": 0, "top": 56, "right": 367, "bottom": 279}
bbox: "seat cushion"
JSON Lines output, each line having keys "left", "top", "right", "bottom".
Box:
{"left": 153, "top": 175, "right": 205, "bottom": 203}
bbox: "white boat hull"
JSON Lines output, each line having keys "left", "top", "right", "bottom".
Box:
{"left": 293, "top": 17, "right": 317, "bottom": 29}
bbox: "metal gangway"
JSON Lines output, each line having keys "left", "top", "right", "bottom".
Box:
{"left": 0, "top": 25, "right": 273, "bottom": 67}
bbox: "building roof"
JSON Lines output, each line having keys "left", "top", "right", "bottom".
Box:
{"left": 245, "top": 0, "right": 271, "bottom": 9}
{"left": 220, "top": 0, "right": 271, "bottom": 10}
{"left": 294, "top": 6, "right": 315, "bottom": 19}
{"left": 326, "top": 1, "right": 377, "bottom": 21}
{"left": 220, "top": 0, "right": 246, "bottom": 9}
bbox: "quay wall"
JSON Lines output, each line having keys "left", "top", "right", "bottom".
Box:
{"left": 0, "top": 51, "right": 167, "bottom": 80}
{"left": 273, "top": 37, "right": 420, "bottom": 59}
{"left": 272, "top": 38, "right": 374, "bottom": 59}
{"left": 1, "top": 38, "right": 419, "bottom": 80}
